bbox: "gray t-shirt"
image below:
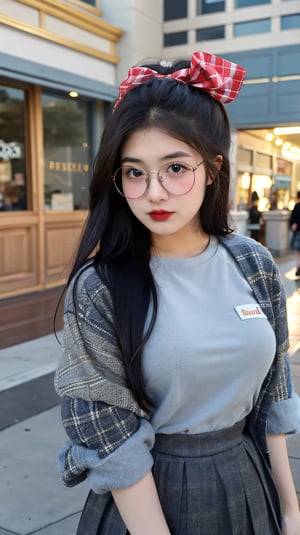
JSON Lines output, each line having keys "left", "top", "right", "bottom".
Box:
{"left": 142, "top": 237, "right": 276, "bottom": 434}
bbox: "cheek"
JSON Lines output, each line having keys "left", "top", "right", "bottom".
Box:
{"left": 188, "top": 182, "right": 207, "bottom": 209}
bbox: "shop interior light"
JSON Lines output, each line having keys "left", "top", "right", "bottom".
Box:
{"left": 282, "top": 142, "right": 291, "bottom": 150}
{"left": 273, "top": 126, "right": 300, "bottom": 135}
{"left": 265, "top": 133, "right": 273, "bottom": 141}
{"left": 281, "top": 147, "right": 300, "bottom": 160}
{"left": 275, "top": 138, "right": 283, "bottom": 146}
{"left": 69, "top": 90, "right": 79, "bottom": 98}
{"left": 241, "top": 172, "right": 250, "bottom": 189}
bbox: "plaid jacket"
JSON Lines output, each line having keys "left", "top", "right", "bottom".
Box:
{"left": 54, "top": 233, "right": 300, "bottom": 491}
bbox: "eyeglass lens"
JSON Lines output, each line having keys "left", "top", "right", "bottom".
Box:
{"left": 113, "top": 162, "right": 197, "bottom": 199}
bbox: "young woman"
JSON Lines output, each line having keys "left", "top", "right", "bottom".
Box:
{"left": 55, "top": 51, "right": 300, "bottom": 534}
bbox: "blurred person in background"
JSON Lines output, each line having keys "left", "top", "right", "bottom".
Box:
{"left": 290, "top": 190, "right": 300, "bottom": 277}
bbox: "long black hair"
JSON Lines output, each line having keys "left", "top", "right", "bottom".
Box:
{"left": 67, "top": 60, "right": 233, "bottom": 410}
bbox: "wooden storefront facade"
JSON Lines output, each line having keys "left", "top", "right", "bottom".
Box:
{"left": 0, "top": 0, "right": 123, "bottom": 299}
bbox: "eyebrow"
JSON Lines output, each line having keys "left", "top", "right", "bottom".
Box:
{"left": 120, "top": 151, "right": 192, "bottom": 165}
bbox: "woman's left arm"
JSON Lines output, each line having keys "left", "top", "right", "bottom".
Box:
{"left": 267, "top": 433, "right": 300, "bottom": 535}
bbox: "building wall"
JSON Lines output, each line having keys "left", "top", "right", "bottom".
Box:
{"left": 101, "top": 0, "right": 163, "bottom": 80}
{"left": 222, "top": 45, "right": 300, "bottom": 128}
{"left": 0, "top": 0, "right": 123, "bottom": 298}
{"left": 162, "top": 0, "right": 300, "bottom": 57}
{"left": 1, "top": 0, "right": 122, "bottom": 85}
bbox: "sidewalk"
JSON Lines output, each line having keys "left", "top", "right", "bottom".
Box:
{"left": 0, "top": 257, "right": 299, "bottom": 534}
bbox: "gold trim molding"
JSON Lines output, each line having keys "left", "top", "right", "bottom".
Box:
{"left": 1, "top": 13, "right": 122, "bottom": 64}
{"left": 14, "top": 0, "right": 123, "bottom": 40}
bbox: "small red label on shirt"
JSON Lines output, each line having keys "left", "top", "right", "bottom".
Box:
{"left": 235, "top": 304, "right": 266, "bottom": 320}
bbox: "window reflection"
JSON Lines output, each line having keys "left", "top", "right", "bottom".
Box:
{"left": 164, "top": 31, "right": 188, "bottom": 46}
{"left": 281, "top": 14, "right": 300, "bottom": 30}
{"left": 196, "top": 26, "right": 225, "bottom": 41}
{"left": 42, "top": 93, "right": 91, "bottom": 211}
{"left": 235, "top": 0, "right": 270, "bottom": 6}
{"left": 234, "top": 18, "right": 271, "bottom": 36}
{"left": 197, "top": 0, "right": 225, "bottom": 15}
{"left": 164, "top": 0, "right": 187, "bottom": 21}
{"left": 0, "top": 86, "right": 27, "bottom": 211}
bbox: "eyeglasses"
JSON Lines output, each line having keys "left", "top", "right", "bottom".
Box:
{"left": 111, "top": 160, "right": 205, "bottom": 199}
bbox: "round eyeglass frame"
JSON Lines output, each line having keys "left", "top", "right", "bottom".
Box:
{"left": 111, "top": 160, "right": 205, "bottom": 199}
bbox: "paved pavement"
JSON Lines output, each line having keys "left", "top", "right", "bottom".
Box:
{"left": 0, "top": 256, "right": 299, "bottom": 534}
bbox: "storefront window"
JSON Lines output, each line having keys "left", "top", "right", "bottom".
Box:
{"left": 0, "top": 85, "right": 27, "bottom": 211}
{"left": 256, "top": 152, "right": 272, "bottom": 169}
{"left": 42, "top": 93, "right": 92, "bottom": 210}
{"left": 237, "top": 147, "right": 253, "bottom": 166}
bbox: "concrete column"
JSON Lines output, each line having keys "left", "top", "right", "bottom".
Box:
{"left": 262, "top": 210, "right": 290, "bottom": 256}
{"left": 230, "top": 210, "right": 248, "bottom": 236}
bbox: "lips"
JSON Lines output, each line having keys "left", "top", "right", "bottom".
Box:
{"left": 148, "top": 210, "right": 174, "bottom": 221}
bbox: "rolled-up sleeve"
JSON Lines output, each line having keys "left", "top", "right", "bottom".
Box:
{"left": 267, "top": 354, "right": 300, "bottom": 434}
{"left": 57, "top": 397, "right": 155, "bottom": 492}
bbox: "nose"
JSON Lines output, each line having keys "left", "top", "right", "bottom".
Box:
{"left": 146, "top": 171, "right": 169, "bottom": 202}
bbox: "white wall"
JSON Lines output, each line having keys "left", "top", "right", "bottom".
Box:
{"left": 101, "top": 0, "right": 163, "bottom": 80}
{"left": 1, "top": 27, "right": 116, "bottom": 84}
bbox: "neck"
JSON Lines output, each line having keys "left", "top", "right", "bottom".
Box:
{"left": 151, "top": 231, "right": 210, "bottom": 258}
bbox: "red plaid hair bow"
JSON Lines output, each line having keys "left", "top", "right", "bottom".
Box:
{"left": 115, "top": 51, "right": 246, "bottom": 108}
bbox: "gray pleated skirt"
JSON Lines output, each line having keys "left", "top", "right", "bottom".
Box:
{"left": 77, "top": 420, "right": 282, "bottom": 535}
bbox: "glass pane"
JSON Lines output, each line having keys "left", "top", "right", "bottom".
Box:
{"left": 235, "top": 0, "right": 270, "bottom": 6}
{"left": 0, "top": 86, "right": 27, "bottom": 211}
{"left": 164, "top": 0, "right": 187, "bottom": 21}
{"left": 197, "top": 0, "right": 225, "bottom": 15}
{"left": 256, "top": 152, "right": 272, "bottom": 169}
{"left": 237, "top": 171, "right": 251, "bottom": 210}
{"left": 81, "top": 0, "right": 96, "bottom": 5}
{"left": 42, "top": 93, "right": 91, "bottom": 211}
{"left": 164, "top": 31, "right": 188, "bottom": 46}
{"left": 237, "top": 147, "right": 253, "bottom": 166}
{"left": 234, "top": 18, "right": 271, "bottom": 36}
{"left": 196, "top": 26, "right": 225, "bottom": 41}
{"left": 281, "top": 14, "right": 300, "bottom": 30}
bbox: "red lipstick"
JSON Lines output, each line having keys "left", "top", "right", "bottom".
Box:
{"left": 148, "top": 210, "right": 174, "bottom": 221}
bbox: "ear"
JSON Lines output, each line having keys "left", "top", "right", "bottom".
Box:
{"left": 215, "top": 154, "right": 223, "bottom": 170}
{"left": 207, "top": 155, "right": 223, "bottom": 185}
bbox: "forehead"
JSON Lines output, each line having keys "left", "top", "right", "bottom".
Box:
{"left": 121, "top": 127, "right": 197, "bottom": 160}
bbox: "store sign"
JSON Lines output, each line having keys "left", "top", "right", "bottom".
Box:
{"left": 276, "top": 158, "right": 292, "bottom": 176}
{"left": 0, "top": 140, "right": 22, "bottom": 160}
{"left": 48, "top": 161, "right": 89, "bottom": 173}
{"left": 273, "top": 175, "right": 291, "bottom": 190}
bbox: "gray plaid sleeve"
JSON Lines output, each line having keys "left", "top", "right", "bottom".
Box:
{"left": 59, "top": 396, "right": 140, "bottom": 487}
{"left": 61, "top": 396, "right": 139, "bottom": 456}
{"left": 58, "top": 419, "right": 155, "bottom": 491}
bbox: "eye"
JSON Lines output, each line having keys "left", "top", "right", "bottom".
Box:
{"left": 166, "top": 162, "right": 190, "bottom": 176}
{"left": 123, "top": 166, "right": 145, "bottom": 180}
